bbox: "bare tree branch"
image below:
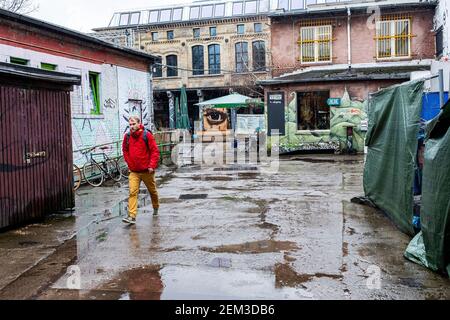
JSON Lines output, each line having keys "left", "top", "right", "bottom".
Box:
{"left": 0, "top": 0, "right": 39, "bottom": 14}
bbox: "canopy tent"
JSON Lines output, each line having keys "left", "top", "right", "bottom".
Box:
{"left": 195, "top": 93, "right": 264, "bottom": 109}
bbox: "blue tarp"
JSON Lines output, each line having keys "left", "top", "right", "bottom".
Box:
{"left": 422, "top": 92, "right": 449, "bottom": 121}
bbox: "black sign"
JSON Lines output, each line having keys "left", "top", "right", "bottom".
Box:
{"left": 267, "top": 92, "right": 285, "bottom": 136}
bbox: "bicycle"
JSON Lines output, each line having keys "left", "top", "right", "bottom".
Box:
{"left": 73, "top": 164, "right": 82, "bottom": 191}
{"left": 82, "top": 146, "right": 122, "bottom": 187}
{"left": 116, "top": 155, "right": 130, "bottom": 179}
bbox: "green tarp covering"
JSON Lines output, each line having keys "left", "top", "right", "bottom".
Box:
{"left": 364, "top": 80, "right": 424, "bottom": 236}
{"left": 405, "top": 100, "right": 450, "bottom": 274}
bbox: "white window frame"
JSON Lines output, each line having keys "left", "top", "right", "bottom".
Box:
{"left": 299, "top": 25, "right": 332, "bottom": 64}
{"left": 376, "top": 19, "right": 411, "bottom": 60}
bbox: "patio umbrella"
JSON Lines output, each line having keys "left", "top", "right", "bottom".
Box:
{"left": 195, "top": 93, "right": 263, "bottom": 109}
{"left": 175, "top": 97, "right": 181, "bottom": 129}
{"left": 180, "top": 86, "right": 190, "bottom": 129}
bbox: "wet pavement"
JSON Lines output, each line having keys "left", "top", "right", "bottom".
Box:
{"left": 0, "top": 156, "right": 449, "bottom": 300}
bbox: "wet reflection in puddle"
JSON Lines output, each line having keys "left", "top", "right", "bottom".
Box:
{"left": 201, "top": 240, "right": 299, "bottom": 254}
{"left": 274, "top": 263, "right": 342, "bottom": 289}
{"left": 156, "top": 265, "right": 313, "bottom": 300}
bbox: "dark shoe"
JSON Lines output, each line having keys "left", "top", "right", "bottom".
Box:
{"left": 122, "top": 216, "right": 136, "bottom": 225}
{"left": 153, "top": 208, "right": 159, "bottom": 216}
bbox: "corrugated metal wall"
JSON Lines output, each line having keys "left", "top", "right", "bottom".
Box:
{"left": 0, "top": 84, "right": 74, "bottom": 229}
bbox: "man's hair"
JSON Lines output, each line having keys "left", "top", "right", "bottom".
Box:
{"left": 129, "top": 116, "right": 141, "bottom": 123}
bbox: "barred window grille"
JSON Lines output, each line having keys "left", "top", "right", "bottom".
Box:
{"left": 299, "top": 25, "right": 332, "bottom": 63}
{"left": 376, "top": 19, "right": 411, "bottom": 59}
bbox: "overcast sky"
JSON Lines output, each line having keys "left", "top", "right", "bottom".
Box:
{"left": 29, "top": 0, "right": 193, "bottom": 33}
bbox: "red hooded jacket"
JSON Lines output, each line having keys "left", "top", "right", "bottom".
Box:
{"left": 122, "top": 125, "right": 160, "bottom": 172}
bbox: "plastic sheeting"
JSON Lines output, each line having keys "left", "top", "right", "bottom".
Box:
{"left": 405, "top": 100, "right": 450, "bottom": 274}
{"left": 364, "top": 80, "right": 424, "bottom": 236}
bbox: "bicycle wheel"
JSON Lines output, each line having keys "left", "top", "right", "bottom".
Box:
{"left": 73, "top": 164, "right": 82, "bottom": 191}
{"left": 106, "top": 159, "right": 122, "bottom": 182}
{"left": 83, "top": 162, "right": 104, "bottom": 187}
{"left": 117, "top": 156, "right": 129, "bottom": 179}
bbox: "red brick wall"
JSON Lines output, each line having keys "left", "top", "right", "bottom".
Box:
{"left": 271, "top": 9, "right": 436, "bottom": 78}
{"left": 0, "top": 20, "right": 150, "bottom": 72}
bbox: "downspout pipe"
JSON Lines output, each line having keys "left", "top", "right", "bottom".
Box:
{"left": 347, "top": 7, "right": 352, "bottom": 68}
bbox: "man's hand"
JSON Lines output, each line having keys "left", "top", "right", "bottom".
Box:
{"left": 148, "top": 168, "right": 155, "bottom": 174}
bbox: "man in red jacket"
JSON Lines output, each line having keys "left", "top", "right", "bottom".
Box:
{"left": 122, "top": 116, "right": 160, "bottom": 225}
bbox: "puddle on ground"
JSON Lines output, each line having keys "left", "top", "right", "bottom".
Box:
{"left": 293, "top": 158, "right": 337, "bottom": 163}
{"left": 214, "top": 166, "right": 258, "bottom": 172}
{"left": 53, "top": 264, "right": 315, "bottom": 300}
{"left": 18, "top": 241, "right": 41, "bottom": 247}
{"left": 208, "top": 257, "right": 232, "bottom": 269}
{"left": 275, "top": 263, "right": 343, "bottom": 289}
{"left": 342, "top": 242, "right": 349, "bottom": 257}
{"left": 256, "top": 222, "right": 280, "bottom": 232}
{"left": 191, "top": 173, "right": 258, "bottom": 181}
{"left": 89, "top": 265, "right": 164, "bottom": 300}
{"left": 200, "top": 240, "right": 298, "bottom": 254}
{"left": 398, "top": 278, "right": 423, "bottom": 288}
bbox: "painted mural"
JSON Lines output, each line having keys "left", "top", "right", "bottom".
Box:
{"left": 72, "top": 66, "right": 152, "bottom": 167}
{"left": 330, "top": 90, "right": 368, "bottom": 153}
{"left": 268, "top": 89, "right": 367, "bottom": 154}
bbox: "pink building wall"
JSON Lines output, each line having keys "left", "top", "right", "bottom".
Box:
{"left": 270, "top": 9, "right": 436, "bottom": 78}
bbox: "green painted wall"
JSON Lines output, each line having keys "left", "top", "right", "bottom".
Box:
{"left": 267, "top": 89, "right": 368, "bottom": 154}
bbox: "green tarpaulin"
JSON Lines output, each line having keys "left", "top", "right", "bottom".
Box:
{"left": 405, "top": 100, "right": 450, "bottom": 274}
{"left": 364, "top": 80, "right": 424, "bottom": 236}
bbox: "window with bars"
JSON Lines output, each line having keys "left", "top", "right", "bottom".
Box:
{"left": 376, "top": 19, "right": 411, "bottom": 59}
{"left": 252, "top": 41, "right": 266, "bottom": 71}
{"left": 208, "top": 44, "right": 221, "bottom": 75}
{"left": 166, "top": 55, "right": 178, "bottom": 77}
{"left": 235, "top": 42, "right": 249, "bottom": 73}
{"left": 299, "top": 25, "right": 332, "bottom": 63}
{"left": 192, "top": 45, "right": 204, "bottom": 75}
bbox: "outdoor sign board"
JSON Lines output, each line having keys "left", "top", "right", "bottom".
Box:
{"left": 267, "top": 92, "right": 285, "bottom": 136}
{"left": 327, "top": 98, "right": 341, "bottom": 107}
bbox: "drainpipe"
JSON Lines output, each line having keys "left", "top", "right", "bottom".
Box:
{"left": 439, "top": 69, "right": 445, "bottom": 109}
{"left": 347, "top": 7, "right": 352, "bottom": 67}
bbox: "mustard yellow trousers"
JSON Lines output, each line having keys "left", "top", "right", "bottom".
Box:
{"left": 128, "top": 171, "right": 160, "bottom": 218}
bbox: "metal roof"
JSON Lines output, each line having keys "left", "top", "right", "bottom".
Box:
{"left": 97, "top": 0, "right": 436, "bottom": 30}
{"left": 0, "top": 62, "right": 82, "bottom": 85}
{"left": 259, "top": 63, "right": 431, "bottom": 85}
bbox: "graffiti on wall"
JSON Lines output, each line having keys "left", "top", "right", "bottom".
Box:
{"left": 330, "top": 89, "right": 368, "bottom": 153}
{"left": 269, "top": 89, "right": 367, "bottom": 154}
{"left": 276, "top": 92, "right": 339, "bottom": 154}
{"left": 122, "top": 99, "right": 149, "bottom": 133}
{"left": 104, "top": 98, "right": 117, "bottom": 109}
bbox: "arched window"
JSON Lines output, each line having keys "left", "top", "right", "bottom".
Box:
{"left": 166, "top": 55, "right": 178, "bottom": 77}
{"left": 252, "top": 41, "right": 266, "bottom": 72}
{"left": 192, "top": 45, "right": 204, "bottom": 75}
{"left": 153, "top": 56, "right": 162, "bottom": 78}
{"left": 208, "top": 44, "right": 221, "bottom": 75}
{"left": 235, "top": 42, "right": 248, "bottom": 73}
